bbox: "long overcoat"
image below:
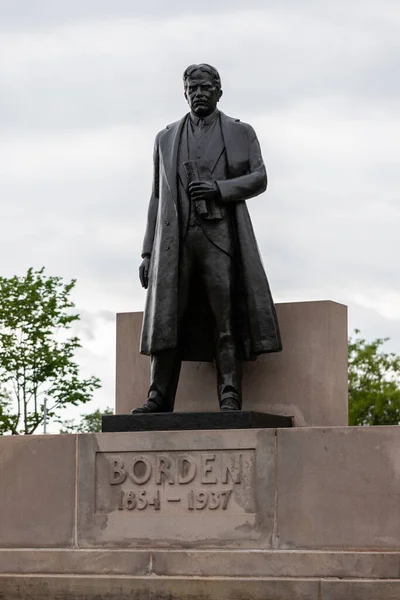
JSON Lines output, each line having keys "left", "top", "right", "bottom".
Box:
{"left": 140, "top": 111, "right": 282, "bottom": 361}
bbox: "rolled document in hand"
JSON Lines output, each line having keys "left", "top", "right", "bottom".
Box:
{"left": 183, "top": 160, "right": 211, "bottom": 217}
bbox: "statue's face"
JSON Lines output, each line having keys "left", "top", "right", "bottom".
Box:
{"left": 184, "top": 70, "right": 222, "bottom": 117}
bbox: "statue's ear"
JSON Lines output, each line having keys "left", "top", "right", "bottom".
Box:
{"left": 218, "top": 89, "right": 223, "bottom": 101}
{"left": 184, "top": 89, "right": 188, "bottom": 102}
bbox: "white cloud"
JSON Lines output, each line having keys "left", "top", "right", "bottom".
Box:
{"left": 0, "top": 125, "right": 147, "bottom": 181}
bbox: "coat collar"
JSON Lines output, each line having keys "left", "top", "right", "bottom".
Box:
{"left": 189, "top": 108, "right": 219, "bottom": 127}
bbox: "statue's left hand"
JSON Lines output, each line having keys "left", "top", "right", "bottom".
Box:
{"left": 189, "top": 181, "right": 221, "bottom": 203}
{"left": 139, "top": 256, "right": 150, "bottom": 289}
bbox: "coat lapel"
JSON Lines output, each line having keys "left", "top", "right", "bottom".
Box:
{"left": 207, "top": 117, "right": 225, "bottom": 174}
{"left": 159, "top": 115, "right": 187, "bottom": 203}
{"left": 178, "top": 119, "right": 189, "bottom": 192}
{"left": 219, "top": 112, "right": 242, "bottom": 176}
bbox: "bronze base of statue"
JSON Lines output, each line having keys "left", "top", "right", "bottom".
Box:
{"left": 103, "top": 411, "right": 293, "bottom": 432}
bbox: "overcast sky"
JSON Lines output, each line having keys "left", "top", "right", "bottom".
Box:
{"left": 1, "top": 0, "right": 399, "bottom": 428}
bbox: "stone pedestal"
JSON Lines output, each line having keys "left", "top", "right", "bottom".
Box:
{"left": 0, "top": 297, "right": 396, "bottom": 599}
{"left": 116, "top": 301, "right": 348, "bottom": 426}
{"left": 0, "top": 302, "right": 400, "bottom": 600}
{"left": 1, "top": 427, "right": 400, "bottom": 598}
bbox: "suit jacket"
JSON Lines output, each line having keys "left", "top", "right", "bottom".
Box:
{"left": 140, "top": 111, "right": 282, "bottom": 360}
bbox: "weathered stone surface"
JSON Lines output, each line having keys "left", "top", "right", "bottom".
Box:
{"left": 0, "top": 435, "right": 76, "bottom": 548}
{"left": 276, "top": 426, "right": 400, "bottom": 549}
{"left": 0, "top": 549, "right": 399, "bottom": 579}
{"left": 0, "top": 549, "right": 151, "bottom": 575}
{"left": 0, "top": 424, "right": 399, "bottom": 597}
{"left": 115, "top": 301, "right": 348, "bottom": 426}
{"left": 151, "top": 549, "right": 400, "bottom": 579}
{"left": 77, "top": 430, "right": 275, "bottom": 549}
{"left": 0, "top": 575, "right": 320, "bottom": 600}
{"left": 321, "top": 580, "right": 400, "bottom": 599}
{"left": 1, "top": 573, "right": 400, "bottom": 600}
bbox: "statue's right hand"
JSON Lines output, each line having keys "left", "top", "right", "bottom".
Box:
{"left": 139, "top": 257, "right": 150, "bottom": 289}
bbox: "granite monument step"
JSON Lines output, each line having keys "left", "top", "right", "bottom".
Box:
{"left": 0, "top": 574, "right": 399, "bottom": 600}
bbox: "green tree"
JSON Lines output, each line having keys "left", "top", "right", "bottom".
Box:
{"left": 61, "top": 407, "right": 113, "bottom": 433}
{"left": 348, "top": 330, "right": 400, "bottom": 426}
{"left": 0, "top": 267, "right": 101, "bottom": 434}
{"left": 0, "top": 389, "right": 15, "bottom": 435}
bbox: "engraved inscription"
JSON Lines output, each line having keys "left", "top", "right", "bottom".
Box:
{"left": 118, "top": 489, "right": 160, "bottom": 511}
{"left": 109, "top": 452, "right": 242, "bottom": 486}
{"left": 95, "top": 449, "right": 255, "bottom": 515}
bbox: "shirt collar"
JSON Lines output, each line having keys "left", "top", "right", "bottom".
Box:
{"left": 189, "top": 109, "right": 219, "bottom": 127}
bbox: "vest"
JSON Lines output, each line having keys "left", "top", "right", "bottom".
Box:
{"left": 177, "top": 113, "right": 233, "bottom": 256}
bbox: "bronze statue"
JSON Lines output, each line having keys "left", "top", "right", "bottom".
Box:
{"left": 134, "top": 64, "right": 281, "bottom": 414}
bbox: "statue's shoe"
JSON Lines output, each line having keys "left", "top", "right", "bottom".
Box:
{"left": 220, "top": 398, "right": 241, "bottom": 411}
{"left": 131, "top": 400, "right": 168, "bottom": 414}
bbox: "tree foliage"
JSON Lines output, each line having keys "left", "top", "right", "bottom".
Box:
{"left": 0, "top": 267, "right": 101, "bottom": 434}
{"left": 348, "top": 330, "right": 400, "bottom": 426}
{"left": 60, "top": 407, "right": 113, "bottom": 434}
{"left": 0, "top": 389, "right": 16, "bottom": 435}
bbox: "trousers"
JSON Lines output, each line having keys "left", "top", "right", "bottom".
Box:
{"left": 147, "top": 222, "right": 242, "bottom": 411}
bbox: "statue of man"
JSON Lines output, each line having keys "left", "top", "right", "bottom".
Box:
{"left": 134, "top": 64, "right": 281, "bottom": 413}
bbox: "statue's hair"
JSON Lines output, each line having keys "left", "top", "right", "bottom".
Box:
{"left": 183, "top": 64, "right": 221, "bottom": 90}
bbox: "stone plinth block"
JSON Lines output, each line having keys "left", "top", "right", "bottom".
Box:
{"left": 77, "top": 429, "right": 275, "bottom": 549}
{"left": 0, "top": 435, "right": 76, "bottom": 548}
{"left": 115, "top": 300, "right": 348, "bottom": 426}
{"left": 276, "top": 426, "right": 400, "bottom": 550}
{"left": 1, "top": 427, "right": 400, "bottom": 597}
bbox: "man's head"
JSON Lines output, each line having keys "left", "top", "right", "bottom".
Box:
{"left": 183, "top": 64, "right": 223, "bottom": 117}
